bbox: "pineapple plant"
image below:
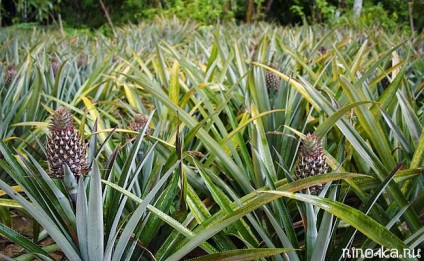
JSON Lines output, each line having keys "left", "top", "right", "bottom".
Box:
{"left": 45, "top": 107, "right": 88, "bottom": 179}
{"left": 265, "top": 57, "right": 281, "bottom": 91}
{"left": 4, "top": 64, "right": 17, "bottom": 86}
{"left": 295, "top": 133, "right": 328, "bottom": 194}
{"left": 130, "top": 112, "right": 151, "bottom": 135}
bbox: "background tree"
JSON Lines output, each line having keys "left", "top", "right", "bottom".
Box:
{"left": 0, "top": 0, "right": 422, "bottom": 31}
{"left": 408, "top": 1, "right": 414, "bottom": 32}
{"left": 353, "top": 0, "right": 362, "bottom": 21}
{"left": 245, "top": 0, "right": 255, "bottom": 23}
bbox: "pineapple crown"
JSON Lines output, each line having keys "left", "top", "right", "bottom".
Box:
{"left": 268, "top": 53, "right": 278, "bottom": 68}
{"left": 6, "top": 64, "right": 16, "bottom": 72}
{"left": 251, "top": 43, "right": 259, "bottom": 62}
{"left": 268, "top": 62, "right": 278, "bottom": 69}
{"left": 49, "top": 107, "right": 75, "bottom": 132}
{"left": 51, "top": 58, "right": 60, "bottom": 75}
{"left": 5, "top": 64, "right": 17, "bottom": 77}
{"left": 299, "top": 133, "right": 324, "bottom": 157}
{"left": 4, "top": 64, "right": 17, "bottom": 85}
{"left": 77, "top": 54, "right": 87, "bottom": 68}
{"left": 130, "top": 113, "right": 150, "bottom": 134}
{"left": 134, "top": 113, "right": 148, "bottom": 123}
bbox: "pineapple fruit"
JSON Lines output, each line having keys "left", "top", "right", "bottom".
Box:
{"left": 51, "top": 58, "right": 60, "bottom": 76}
{"left": 265, "top": 62, "right": 281, "bottom": 91}
{"left": 46, "top": 107, "right": 88, "bottom": 178}
{"left": 4, "top": 64, "right": 17, "bottom": 86}
{"left": 130, "top": 113, "right": 151, "bottom": 135}
{"left": 295, "top": 133, "right": 328, "bottom": 194}
{"left": 77, "top": 54, "right": 87, "bottom": 69}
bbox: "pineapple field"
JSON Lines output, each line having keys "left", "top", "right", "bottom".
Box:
{"left": 0, "top": 18, "right": 423, "bottom": 260}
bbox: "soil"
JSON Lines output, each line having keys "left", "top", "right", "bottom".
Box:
{"left": 0, "top": 210, "right": 64, "bottom": 260}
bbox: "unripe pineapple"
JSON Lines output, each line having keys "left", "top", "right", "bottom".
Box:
{"left": 46, "top": 107, "right": 88, "bottom": 178}
{"left": 265, "top": 62, "right": 281, "bottom": 91}
{"left": 130, "top": 113, "right": 151, "bottom": 135}
{"left": 250, "top": 42, "right": 259, "bottom": 63}
{"left": 51, "top": 58, "right": 60, "bottom": 76}
{"left": 295, "top": 133, "right": 328, "bottom": 194}
{"left": 4, "top": 64, "right": 17, "bottom": 86}
{"left": 318, "top": 46, "right": 328, "bottom": 55}
{"left": 77, "top": 54, "right": 87, "bottom": 69}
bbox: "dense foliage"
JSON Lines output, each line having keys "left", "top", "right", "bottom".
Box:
{"left": 0, "top": 17, "right": 423, "bottom": 260}
{"left": 1, "top": 0, "right": 423, "bottom": 32}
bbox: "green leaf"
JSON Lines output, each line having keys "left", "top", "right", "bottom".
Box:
{"left": 314, "top": 101, "right": 374, "bottom": 138}
{"left": 127, "top": 74, "right": 254, "bottom": 194}
{"left": 76, "top": 179, "right": 89, "bottom": 261}
{"left": 252, "top": 62, "right": 319, "bottom": 109}
{"left": 87, "top": 161, "right": 104, "bottom": 261}
{"left": 351, "top": 39, "right": 369, "bottom": 76}
{"left": 112, "top": 160, "right": 181, "bottom": 260}
{"left": 195, "top": 160, "right": 258, "bottom": 248}
{"left": 169, "top": 60, "right": 181, "bottom": 105}
{"left": 379, "top": 108, "right": 412, "bottom": 154}
{"left": 0, "top": 179, "right": 81, "bottom": 261}
{"left": 0, "top": 223, "right": 53, "bottom": 260}
{"left": 260, "top": 191, "right": 410, "bottom": 253}
{"left": 396, "top": 91, "right": 422, "bottom": 142}
{"left": 166, "top": 173, "right": 364, "bottom": 261}
{"left": 311, "top": 188, "right": 337, "bottom": 259}
{"left": 189, "top": 248, "right": 291, "bottom": 261}
{"left": 411, "top": 132, "right": 424, "bottom": 168}
{"left": 334, "top": 162, "right": 402, "bottom": 259}
{"left": 339, "top": 75, "right": 395, "bottom": 169}
{"left": 0, "top": 143, "right": 81, "bottom": 260}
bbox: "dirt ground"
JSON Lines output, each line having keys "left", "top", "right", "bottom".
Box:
{"left": 0, "top": 211, "right": 63, "bottom": 260}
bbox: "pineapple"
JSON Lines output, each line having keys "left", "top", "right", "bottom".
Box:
{"left": 318, "top": 46, "right": 328, "bottom": 55}
{"left": 130, "top": 113, "right": 151, "bottom": 135}
{"left": 51, "top": 58, "right": 60, "bottom": 76}
{"left": 380, "top": 76, "right": 390, "bottom": 91}
{"left": 46, "top": 107, "right": 88, "bottom": 179}
{"left": 265, "top": 62, "right": 281, "bottom": 91}
{"left": 77, "top": 54, "right": 87, "bottom": 69}
{"left": 295, "top": 133, "right": 328, "bottom": 194}
{"left": 4, "top": 64, "right": 17, "bottom": 86}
